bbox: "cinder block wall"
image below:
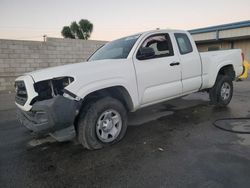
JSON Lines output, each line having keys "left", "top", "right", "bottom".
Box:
{"left": 0, "top": 37, "right": 106, "bottom": 92}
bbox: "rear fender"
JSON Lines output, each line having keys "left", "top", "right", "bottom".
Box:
{"left": 208, "top": 61, "right": 234, "bottom": 88}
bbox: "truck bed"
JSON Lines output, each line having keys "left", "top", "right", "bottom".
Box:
{"left": 199, "top": 49, "right": 243, "bottom": 89}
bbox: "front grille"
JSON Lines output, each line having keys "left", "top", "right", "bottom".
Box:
{"left": 15, "top": 81, "right": 28, "bottom": 106}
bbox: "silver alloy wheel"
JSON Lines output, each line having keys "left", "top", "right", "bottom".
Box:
{"left": 96, "top": 109, "right": 122, "bottom": 143}
{"left": 220, "top": 82, "right": 231, "bottom": 100}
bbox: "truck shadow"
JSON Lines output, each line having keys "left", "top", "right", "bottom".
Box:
{"left": 2, "top": 92, "right": 243, "bottom": 188}
{"left": 128, "top": 92, "right": 211, "bottom": 126}
{"left": 25, "top": 92, "right": 233, "bottom": 154}
{"left": 27, "top": 92, "right": 230, "bottom": 150}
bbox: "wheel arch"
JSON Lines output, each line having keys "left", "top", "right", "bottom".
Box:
{"left": 209, "top": 64, "right": 235, "bottom": 88}
{"left": 83, "top": 86, "right": 134, "bottom": 111}
{"left": 217, "top": 64, "right": 235, "bottom": 80}
{"left": 73, "top": 86, "right": 134, "bottom": 128}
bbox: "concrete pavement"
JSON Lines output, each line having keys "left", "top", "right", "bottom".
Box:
{"left": 1, "top": 79, "right": 250, "bottom": 188}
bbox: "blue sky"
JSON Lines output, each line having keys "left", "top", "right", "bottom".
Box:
{"left": 0, "top": 0, "right": 249, "bottom": 41}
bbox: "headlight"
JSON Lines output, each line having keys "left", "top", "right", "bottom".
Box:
{"left": 33, "top": 77, "right": 74, "bottom": 101}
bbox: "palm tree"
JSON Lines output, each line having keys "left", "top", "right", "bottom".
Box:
{"left": 61, "top": 26, "right": 75, "bottom": 39}
{"left": 78, "top": 19, "right": 93, "bottom": 40}
{"left": 61, "top": 19, "right": 93, "bottom": 40}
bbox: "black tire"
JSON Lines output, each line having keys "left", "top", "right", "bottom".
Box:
{"left": 209, "top": 75, "right": 233, "bottom": 107}
{"left": 77, "top": 97, "right": 127, "bottom": 150}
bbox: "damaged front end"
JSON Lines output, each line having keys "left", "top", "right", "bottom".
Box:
{"left": 32, "top": 77, "right": 75, "bottom": 103}
{"left": 15, "top": 76, "right": 81, "bottom": 141}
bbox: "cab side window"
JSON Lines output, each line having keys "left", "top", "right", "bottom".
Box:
{"left": 137, "top": 34, "right": 174, "bottom": 59}
{"left": 174, "top": 33, "right": 193, "bottom": 55}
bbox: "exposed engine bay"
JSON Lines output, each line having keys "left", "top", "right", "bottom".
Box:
{"left": 31, "top": 77, "right": 74, "bottom": 104}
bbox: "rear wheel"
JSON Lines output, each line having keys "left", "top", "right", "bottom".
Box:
{"left": 209, "top": 75, "right": 233, "bottom": 107}
{"left": 77, "top": 97, "right": 127, "bottom": 150}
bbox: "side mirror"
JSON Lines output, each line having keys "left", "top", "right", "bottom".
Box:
{"left": 137, "top": 47, "right": 155, "bottom": 60}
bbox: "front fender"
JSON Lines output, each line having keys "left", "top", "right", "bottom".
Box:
{"left": 65, "top": 78, "right": 139, "bottom": 110}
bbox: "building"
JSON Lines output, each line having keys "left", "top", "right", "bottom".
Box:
{"left": 189, "top": 20, "right": 250, "bottom": 60}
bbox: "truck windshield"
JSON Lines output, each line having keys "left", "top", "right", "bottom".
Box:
{"left": 88, "top": 34, "right": 140, "bottom": 61}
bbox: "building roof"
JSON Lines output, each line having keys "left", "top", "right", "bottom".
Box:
{"left": 189, "top": 20, "right": 250, "bottom": 34}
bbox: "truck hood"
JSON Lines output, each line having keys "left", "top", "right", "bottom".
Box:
{"left": 27, "top": 59, "right": 125, "bottom": 82}
{"left": 25, "top": 59, "right": 135, "bottom": 97}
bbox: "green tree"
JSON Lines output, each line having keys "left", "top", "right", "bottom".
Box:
{"left": 61, "top": 19, "right": 93, "bottom": 40}
{"left": 79, "top": 19, "right": 93, "bottom": 40}
{"left": 61, "top": 26, "right": 75, "bottom": 39}
{"left": 70, "top": 21, "right": 83, "bottom": 39}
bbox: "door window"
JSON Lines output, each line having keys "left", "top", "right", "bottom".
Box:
{"left": 137, "top": 34, "right": 174, "bottom": 59}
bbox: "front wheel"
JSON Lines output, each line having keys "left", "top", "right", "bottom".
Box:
{"left": 209, "top": 75, "right": 233, "bottom": 107}
{"left": 77, "top": 97, "right": 128, "bottom": 150}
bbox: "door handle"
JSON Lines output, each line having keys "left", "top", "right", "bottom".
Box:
{"left": 170, "top": 62, "right": 180, "bottom": 66}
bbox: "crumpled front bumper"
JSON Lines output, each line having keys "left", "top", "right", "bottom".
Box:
{"left": 17, "top": 96, "right": 80, "bottom": 141}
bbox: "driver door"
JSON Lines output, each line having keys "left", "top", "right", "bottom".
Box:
{"left": 133, "top": 33, "right": 182, "bottom": 106}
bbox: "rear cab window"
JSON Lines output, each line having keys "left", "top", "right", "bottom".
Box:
{"left": 174, "top": 33, "right": 193, "bottom": 55}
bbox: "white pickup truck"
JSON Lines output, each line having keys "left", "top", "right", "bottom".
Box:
{"left": 15, "top": 29, "right": 244, "bottom": 150}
